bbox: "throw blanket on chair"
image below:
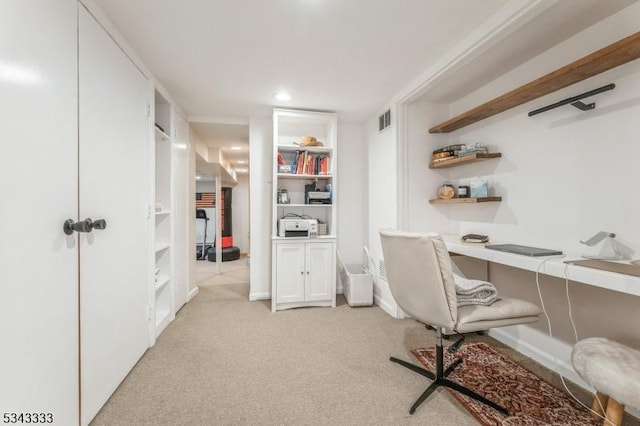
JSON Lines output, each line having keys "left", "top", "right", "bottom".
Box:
{"left": 453, "top": 273, "right": 499, "bottom": 307}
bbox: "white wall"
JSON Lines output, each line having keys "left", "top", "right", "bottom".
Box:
{"left": 366, "top": 107, "right": 401, "bottom": 316}
{"left": 446, "top": 3, "right": 640, "bottom": 256}
{"left": 336, "top": 123, "right": 366, "bottom": 265}
{"left": 249, "top": 116, "right": 273, "bottom": 300}
{"left": 232, "top": 175, "right": 250, "bottom": 254}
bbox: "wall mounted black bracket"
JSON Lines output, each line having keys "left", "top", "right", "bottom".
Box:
{"left": 528, "top": 83, "right": 615, "bottom": 117}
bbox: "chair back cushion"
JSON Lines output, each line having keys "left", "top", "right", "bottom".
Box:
{"left": 379, "top": 229, "right": 457, "bottom": 329}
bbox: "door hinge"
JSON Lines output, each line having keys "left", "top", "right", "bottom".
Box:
{"left": 147, "top": 205, "right": 152, "bottom": 219}
{"left": 147, "top": 305, "right": 153, "bottom": 321}
{"left": 147, "top": 103, "right": 151, "bottom": 118}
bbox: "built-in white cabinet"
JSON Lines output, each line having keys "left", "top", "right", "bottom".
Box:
{"left": 274, "top": 241, "right": 334, "bottom": 305}
{"left": 271, "top": 109, "right": 338, "bottom": 311}
{"left": 153, "top": 90, "right": 175, "bottom": 338}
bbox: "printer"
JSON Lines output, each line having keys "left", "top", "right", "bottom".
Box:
{"left": 307, "top": 191, "right": 331, "bottom": 204}
{"left": 278, "top": 218, "right": 318, "bottom": 237}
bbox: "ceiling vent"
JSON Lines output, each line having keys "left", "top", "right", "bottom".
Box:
{"left": 378, "top": 109, "right": 391, "bottom": 132}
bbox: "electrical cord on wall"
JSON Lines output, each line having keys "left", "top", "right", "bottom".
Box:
{"left": 534, "top": 257, "right": 616, "bottom": 425}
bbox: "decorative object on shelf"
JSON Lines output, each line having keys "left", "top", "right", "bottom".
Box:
{"left": 294, "top": 135, "right": 324, "bottom": 147}
{"left": 317, "top": 220, "right": 328, "bottom": 236}
{"left": 457, "top": 185, "right": 470, "bottom": 198}
{"left": 277, "top": 188, "right": 290, "bottom": 204}
{"left": 437, "top": 183, "right": 455, "bottom": 199}
{"left": 429, "top": 152, "right": 502, "bottom": 169}
{"left": 459, "top": 143, "right": 487, "bottom": 156}
{"left": 528, "top": 83, "right": 615, "bottom": 117}
{"left": 461, "top": 234, "right": 489, "bottom": 243}
{"left": 469, "top": 178, "right": 488, "bottom": 198}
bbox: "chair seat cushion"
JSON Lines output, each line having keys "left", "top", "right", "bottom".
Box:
{"left": 455, "top": 297, "right": 542, "bottom": 333}
{"left": 572, "top": 337, "right": 640, "bottom": 408}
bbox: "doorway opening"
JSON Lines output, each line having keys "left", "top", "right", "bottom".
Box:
{"left": 190, "top": 121, "right": 250, "bottom": 290}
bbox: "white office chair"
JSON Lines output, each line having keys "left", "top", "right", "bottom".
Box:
{"left": 379, "top": 229, "right": 542, "bottom": 415}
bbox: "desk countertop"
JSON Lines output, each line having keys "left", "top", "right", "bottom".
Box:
{"left": 441, "top": 235, "right": 640, "bottom": 297}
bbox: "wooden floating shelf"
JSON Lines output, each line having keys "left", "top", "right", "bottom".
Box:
{"left": 430, "top": 153, "right": 501, "bottom": 169}
{"left": 429, "top": 197, "right": 502, "bottom": 204}
{"left": 429, "top": 30, "right": 640, "bottom": 133}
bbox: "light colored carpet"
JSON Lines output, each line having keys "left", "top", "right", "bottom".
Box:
{"left": 90, "top": 283, "right": 638, "bottom": 425}
{"left": 196, "top": 257, "right": 250, "bottom": 286}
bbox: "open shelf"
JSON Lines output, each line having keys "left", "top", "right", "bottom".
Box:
{"left": 277, "top": 173, "right": 332, "bottom": 179}
{"left": 278, "top": 145, "right": 333, "bottom": 154}
{"left": 430, "top": 153, "right": 502, "bottom": 169}
{"left": 155, "top": 276, "right": 170, "bottom": 292}
{"left": 429, "top": 31, "right": 640, "bottom": 133}
{"left": 277, "top": 204, "right": 332, "bottom": 207}
{"left": 154, "top": 243, "right": 170, "bottom": 253}
{"left": 429, "top": 197, "right": 502, "bottom": 204}
{"left": 154, "top": 126, "right": 170, "bottom": 141}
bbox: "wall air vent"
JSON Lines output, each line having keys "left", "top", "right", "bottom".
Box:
{"left": 378, "top": 259, "right": 387, "bottom": 280}
{"left": 378, "top": 109, "right": 391, "bottom": 132}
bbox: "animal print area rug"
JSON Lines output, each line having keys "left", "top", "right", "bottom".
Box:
{"left": 412, "top": 343, "right": 598, "bottom": 425}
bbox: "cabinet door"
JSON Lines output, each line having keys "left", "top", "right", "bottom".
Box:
{"left": 305, "top": 242, "right": 334, "bottom": 301}
{"left": 275, "top": 243, "right": 306, "bottom": 303}
{"left": 0, "top": 1, "right": 79, "bottom": 422}
{"left": 78, "top": 7, "right": 151, "bottom": 424}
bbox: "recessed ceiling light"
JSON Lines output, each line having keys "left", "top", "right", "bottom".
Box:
{"left": 196, "top": 176, "right": 201, "bottom": 180}
{"left": 237, "top": 160, "right": 247, "bottom": 164}
{"left": 231, "top": 146, "right": 242, "bottom": 151}
{"left": 235, "top": 168, "right": 248, "bottom": 173}
{"left": 274, "top": 92, "right": 292, "bottom": 102}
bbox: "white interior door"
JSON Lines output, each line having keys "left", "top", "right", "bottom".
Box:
{"left": 0, "top": 1, "right": 79, "bottom": 423}
{"left": 78, "top": 7, "right": 151, "bottom": 424}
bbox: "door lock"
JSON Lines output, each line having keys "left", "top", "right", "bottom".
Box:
{"left": 63, "top": 218, "right": 107, "bottom": 235}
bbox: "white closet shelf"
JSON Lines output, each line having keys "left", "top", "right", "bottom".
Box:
{"left": 154, "top": 243, "right": 170, "bottom": 253}
{"left": 154, "top": 276, "right": 170, "bottom": 292}
{"left": 154, "top": 127, "right": 170, "bottom": 140}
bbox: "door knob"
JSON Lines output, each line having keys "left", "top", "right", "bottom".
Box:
{"left": 63, "top": 218, "right": 107, "bottom": 235}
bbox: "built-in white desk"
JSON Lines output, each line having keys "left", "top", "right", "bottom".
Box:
{"left": 441, "top": 235, "right": 640, "bottom": 297}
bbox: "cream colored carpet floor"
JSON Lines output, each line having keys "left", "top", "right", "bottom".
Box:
{"left": 91, "top": 284, "right": 638, "bottom": 425}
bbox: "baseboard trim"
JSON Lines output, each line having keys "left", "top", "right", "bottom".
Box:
{"left": 249, "top": 292, "right": 271, "bottom": 301}
{"left": 374, "top": 294, "right": 400, "bottom": 318}
{"left": 187, "top": 287, "right": 199, "bottom": 302}
{"left": 488, "top": 327, "right": 640, "bottom": 419}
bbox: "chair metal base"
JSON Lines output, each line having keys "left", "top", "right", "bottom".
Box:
{"left": 391, "top": 329, "right": 508, "bottom": 416}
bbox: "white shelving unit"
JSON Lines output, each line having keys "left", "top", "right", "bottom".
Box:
{"left": 271, "top": 109, "right": 338, "bottom": 312}
{"left": 153, "top": 90, "right": 174, "bottom": 338}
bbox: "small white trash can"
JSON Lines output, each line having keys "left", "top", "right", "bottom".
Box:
{"left": 338, "top": 248, "right": 373, "bottom": 307}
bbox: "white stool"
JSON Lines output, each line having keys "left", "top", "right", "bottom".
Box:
{"left": 572, "top": 337, "right": 640, "bottom": 426}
